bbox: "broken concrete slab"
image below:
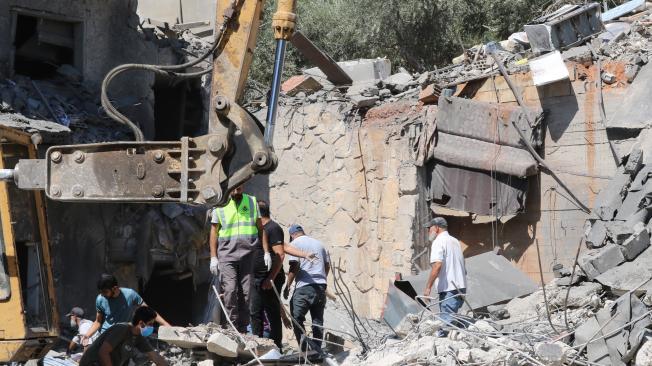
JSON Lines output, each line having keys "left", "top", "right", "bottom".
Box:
{"left": 608, "top": 63, "right": 652, "bottom": 131}
{"left": 619, "top": 223, "right": 650, "bottom": 260}
{"left": 574, "top": 292, "right": 650, "bottom": 366}
{"left": 586, "top": 220, "right": 608, "bottom": 248}
{"left": 578, "top": 244, "right": 626, "bottom": 279}
{"left": 602, "top": 0, "right": 646, "bottom": 22}
{"left": 304, "top": 58, "right": 391, "bottom": 85}
{"left": 592, "top": 167, "right": 631, "bottom": 220}
{"left": 158, "top": 326, "right": 207, "bottom": 348}
{"left": 383, "top": 72, "right": 413, "bottom": 93}
{"left": 534, "top": 342, "right": 566, "bottom": 366}
{"left": 350, "top": 95, "right": 379, "bottom": 108}
{"left": 596, "top": 245, "right": 652, "bottom": 296}
{"left": 626, "top": 143, "right": 645, "bottom": 175}
{"left": 606, "top": 221, "right": 634, "bottom": 245}
{"left": 206, "top": 333, "right": 238, "bottom": 358}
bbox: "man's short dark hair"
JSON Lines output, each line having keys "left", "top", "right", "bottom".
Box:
{"left": 132, "top": 306, "right": 157, "bottom": 325}
{"left": 258, "top": 200, "right": 270, "bottom": 218}
{"left": 97, "top": 274, "right": 118, "bottom": 291}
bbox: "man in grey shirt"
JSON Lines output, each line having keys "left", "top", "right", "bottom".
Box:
{"left": 283, "top": 224, "right": 330, "bottom": 353}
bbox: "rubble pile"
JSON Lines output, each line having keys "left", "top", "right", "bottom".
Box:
{"left": 158, "top": 323, "right": 276, "bottom": 361}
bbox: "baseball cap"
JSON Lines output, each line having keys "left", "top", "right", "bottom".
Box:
{"left": 288, "top": 224, "right": 304, "bottom": 236}
{"left": 66, "top": 307, "right": 84, "bottom": 318}
{"left": 423, "top": 217, "right": 448, "bottom": 228}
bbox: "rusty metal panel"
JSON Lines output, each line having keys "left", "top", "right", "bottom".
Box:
{"left": 428, "top": 161, "right": 528, "bottom": 216}
{"left": 291, "top": 31, "right": 353, "bottom": 86}
{"left": 430, "top": 132, "right": 538, "bottom": 177}
{"left": 436, "top": 96, "right": 544, "bottom": 148}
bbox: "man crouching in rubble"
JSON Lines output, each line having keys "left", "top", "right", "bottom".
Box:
{"left": 80, "top": 306, "right": 168, "bottom": 366}
{"left": 83, "top": 274, "right": 170, "bottom": 343}
{"left": 423, "top": 217, "right": 467, "bottom": 338}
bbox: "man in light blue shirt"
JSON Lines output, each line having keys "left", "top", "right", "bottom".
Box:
{"left": 283, "top": 225, "right": 330, "bottom": 353}
{"left": 82, "top": 274, "right": 170, "bottom": 343}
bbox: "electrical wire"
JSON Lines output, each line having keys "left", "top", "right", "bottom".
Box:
{"left": 100, "top": 1, "right": 235, "bottom": 141}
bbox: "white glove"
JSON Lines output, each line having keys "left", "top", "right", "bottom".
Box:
{"left": 210, "top": 257, "right": 219, "bottom": 276}
{"left": 264, "top": 252, "right": 272, "bottom": 271}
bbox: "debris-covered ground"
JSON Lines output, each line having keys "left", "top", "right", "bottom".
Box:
{"left": 9, "top": 1, "right": 652, "bottom": 366}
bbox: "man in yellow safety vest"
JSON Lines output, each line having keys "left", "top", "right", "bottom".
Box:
{"left": 209, "top": 186, "right": 270, "bottom": 332}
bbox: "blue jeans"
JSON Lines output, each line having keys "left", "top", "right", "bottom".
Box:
{"left": 438, "top": 289, "right": 466, "bottom": 329}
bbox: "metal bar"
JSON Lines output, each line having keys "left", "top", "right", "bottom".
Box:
{"left": 0, "top": 169, "right": 13, "bottom": 182}
{"left": 265, "top": 39, "right": 287, "bottom": 147}
{"left": 290, "top": 31, "right": 353, "bottom": 86}
{"left": 30, "top": 80, "right": 59, "bottom": 124}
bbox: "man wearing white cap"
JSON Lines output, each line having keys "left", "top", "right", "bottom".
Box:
{"left": 423, "top": 217, "right": 467, "bottom": 337}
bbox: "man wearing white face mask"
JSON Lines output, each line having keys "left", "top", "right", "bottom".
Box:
{"left": 423, "top": 217, "right": 467, "bottom": 338}
{"left": 67, "top": 307, "right": 96, "bottom": 354}
{"left": 80, "top": 306, "right": 168, "bottom": 366}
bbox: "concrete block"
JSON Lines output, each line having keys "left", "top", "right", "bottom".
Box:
{"left": 282, "top": 75, "right": 323, "bottom": 96}
{"left": 635, "top": 337, "right": 652, "bottom": 366}
{"left": 592, "top": 167, "right": 631, "bottom": 220}
{"left": 616, "top": 188, "right": 646, "bottom": 221}
{"left": 586, "top": 220, "right": 608, "bottom": 248}
{"left": 578, "top": 244, "right": 626, "bottom": 280}
{"left": 606, "top": 221, "right": 634, "bottom": 245}
{"left": 304, "top": 58, "right": 391, "bottom": 84}
{"left": 596, "top": 246, "right": 652, "bottom": 295}
{"left": 535, "top": 342, "right": 566, "bottom": 366}
{"left": 383, "top": 72, "right": 413, "bottom": 93}
{"left": 625, "top": 143, "right": 644, "bottom": 175}
{"left": 626, "top": 64, "right": 641, "bottom": 83}
{"left": 350, "top": 95, "right": 379, "bottom": 108}
{"left": 158, "top": 326, "right": 206, "bottom": 348}
{"left": 206, "top": 333, "right": 239, "bottom": 358}
{"left": 620, "top": 223, "right": 650, "bottom": 261}
{"left": 346, "top": 81, "right": 379, "bottom": 97}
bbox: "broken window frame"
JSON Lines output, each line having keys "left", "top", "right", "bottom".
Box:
{"left": 9, "top": 7, "right": 84, "bottom": 78}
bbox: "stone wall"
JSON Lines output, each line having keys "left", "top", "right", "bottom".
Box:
{"left": 266, "top": 101, "right": 427, "bottom": 317}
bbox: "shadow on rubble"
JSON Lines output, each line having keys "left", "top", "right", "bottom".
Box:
{"left": 449, "top": 173, "right": 542, "bottom": 263}
{"left": 538, "top": 80, "right": 579, "bottom": 142}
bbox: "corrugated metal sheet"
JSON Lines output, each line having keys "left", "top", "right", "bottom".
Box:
{"left": 428, "top": 161, "right": 528, "bottom": 216}
{"left": 436, "top": 96, "right": 544, "bottom": 148}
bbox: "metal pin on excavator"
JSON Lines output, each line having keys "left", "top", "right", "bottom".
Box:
{"left": 0, "top": 0, "right": 298, "bottom": 362}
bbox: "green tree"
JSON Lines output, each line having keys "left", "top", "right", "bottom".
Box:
{"left": 248, "top": 0, "right": 548, "bottom": 87}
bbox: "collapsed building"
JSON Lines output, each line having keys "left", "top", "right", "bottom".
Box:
{"left": 3, "top": 0, "right": 652, "bottom": 365}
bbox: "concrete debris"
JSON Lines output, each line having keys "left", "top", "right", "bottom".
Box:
{"left": 578, "top": 244, "right": 626, "bottom": 279}
{"left": 158, "top": 324, "right": 276, "bottom": 357}
{"left": 534, "top": 342, "right": 566, "bottom": 366}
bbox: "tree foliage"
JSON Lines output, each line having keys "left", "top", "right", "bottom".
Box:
{"left": 248, "top": 0, "right": 549, "bottom": 86}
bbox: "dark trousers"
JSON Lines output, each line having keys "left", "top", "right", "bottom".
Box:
{"left": 290, "top": 284, "right": 326, "bottom": 352}
{"left": 250, "top": 271, "right": 285, "bottom": 349}
{"left": 220, "top": 254, "right": 254, "bottom": 332}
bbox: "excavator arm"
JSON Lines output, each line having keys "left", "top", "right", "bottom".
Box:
{"left": 2, "top": 0, "right": 297, "bottom": 207}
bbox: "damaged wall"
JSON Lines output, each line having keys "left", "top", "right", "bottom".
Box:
{"left": 0, "top": 0, "right": 177, "bottom": 138}
{"left": 265, "top": 100, "right": 426, "bottom": 317}
{"left": 265, "top": 59, "right": 635, "bottom": 318}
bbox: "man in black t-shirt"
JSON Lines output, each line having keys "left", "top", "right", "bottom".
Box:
{"left": 250, "top": 200, "right": 317, "bottom": 350}
{"left": 250, "top": 200, "right": 287, "bottom": 350}
{"left": 80, "top": 306, "right": 168, "bottom": 366}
